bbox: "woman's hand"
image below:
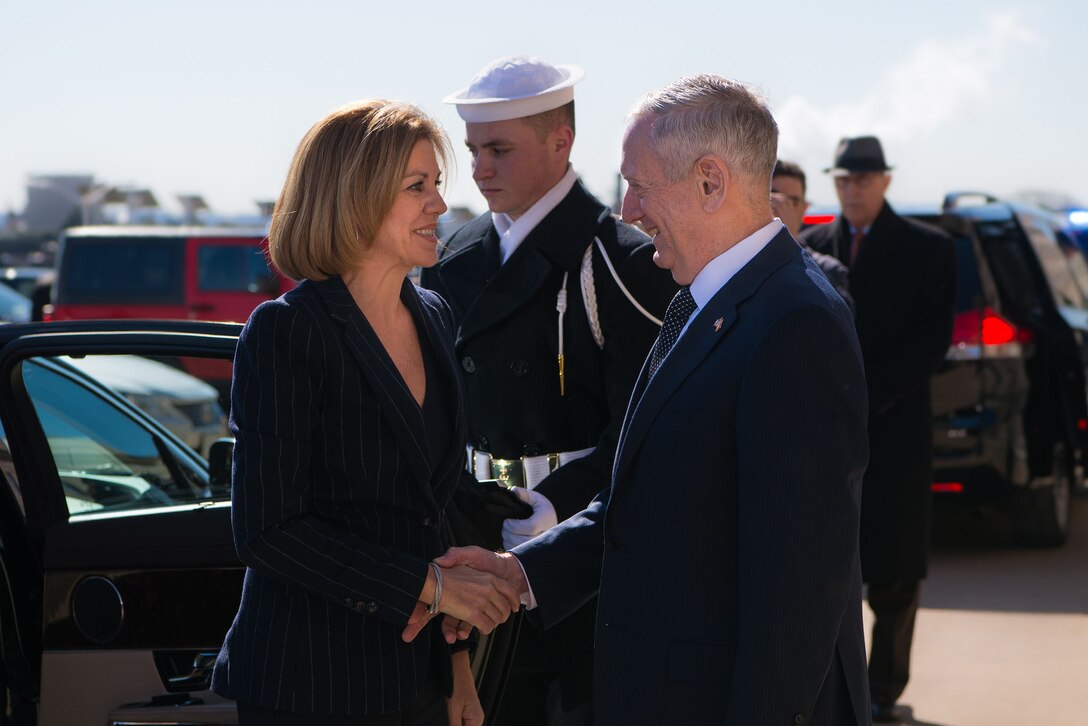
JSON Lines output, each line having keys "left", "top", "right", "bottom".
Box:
{"left": 446, "top": 650, "right": 484, "bottom": 726}
{"left": 439, "top": 564, "right": 521, "bottom": 633}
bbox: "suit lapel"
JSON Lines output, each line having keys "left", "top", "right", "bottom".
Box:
{"left": 443, "top": 180, "right": 608, "bottom": 347}
{"left": 612, "top": 231, "right": 799, "bottom": 486}
{"left": 430, "top": 227, "right": 501, "bottom": 323}
{"left": 412, "top": 288, "right": 468, "bottom": 506}
{"left": 313, "top": 276, "right": 436, "bottom": 503}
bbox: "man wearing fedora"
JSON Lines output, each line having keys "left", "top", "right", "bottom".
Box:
{"left": 421, "top": 56, "right": 675, "bottom": 725}
{"left": 802, "top": 135, "right": 955, "bottom": 723}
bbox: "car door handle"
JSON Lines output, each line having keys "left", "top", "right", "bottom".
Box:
{"left": 166, "top": 651, "right": 218, "bottom": 689}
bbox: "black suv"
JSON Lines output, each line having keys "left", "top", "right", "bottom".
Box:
{"left": 911, "top": 194, "right": 1088, "bottom": 547}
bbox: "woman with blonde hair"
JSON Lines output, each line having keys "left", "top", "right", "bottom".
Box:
{"left": 211, "top": 99, "right": 520, "bottom": 725}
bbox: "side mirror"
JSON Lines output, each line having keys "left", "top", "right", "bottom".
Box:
{"left": 208, "top": 438, "right": 234, "bottom": 496}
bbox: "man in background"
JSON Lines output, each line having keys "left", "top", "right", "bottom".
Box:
{"left": 802, "top": 135, "right": 955, "bottom": 723}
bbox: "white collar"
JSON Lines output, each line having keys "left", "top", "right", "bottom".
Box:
{"left": 492, "top": 166, "right": 578, "bottom": 263}
{"left": 688, "top": 219, "right": 783, "bottom": 315}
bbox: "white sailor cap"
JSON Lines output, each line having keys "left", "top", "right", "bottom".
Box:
{"left": 444, "top": 56, "right": 585, "bottom": 123}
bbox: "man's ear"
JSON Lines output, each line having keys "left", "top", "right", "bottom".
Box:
{"left": 695, "top": 155, "right": 727, "bottom": 212}
{"left": 551, "top": 125, "right": 574, "bottom": 158}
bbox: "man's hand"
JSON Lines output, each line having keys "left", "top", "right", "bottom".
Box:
{"left": 436, "top": 546, "right": 530, "bottom": 594}
{"left": 402, "top": 547, "right": 530, "bottom": 643}
{"left": 401, "top": 560, "right": 521, "bottom": 643}
{"left": 502, "top": 488, "right": 558, "bottom": 549}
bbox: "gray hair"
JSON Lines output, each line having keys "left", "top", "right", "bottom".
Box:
{"left": 630, "top": 75, "right": 778, "bottom": 189}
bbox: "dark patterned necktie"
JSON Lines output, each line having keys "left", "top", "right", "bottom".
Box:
{"left": 849, "top": 229, "right": 865, "bottom": 265}
{"left": 648, "top": 286, "right": 697, "bottom": 379}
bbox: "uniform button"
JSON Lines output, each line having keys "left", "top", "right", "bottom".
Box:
{"left": 478, "top": 436, "right": 489, "bottom": 450}
{"left": 422, "top": 516, "right": 435, "bottom": 529}
{"left": 510, "top": 359, "right": 530, "bottom": 376}
{"left": 793, "top": 714, "right": 805, "bottom": 726}
{"left": 343, "top": 598, "right": 354, "bottom": 608}
{"left": 461, "top": 356, "right": 476, "bottom": 373}
{"left": 366, "top": 602, "right": 378, "bottom": 614}
{"left": 523, "top": 444, "right": 541, "bottom": 456}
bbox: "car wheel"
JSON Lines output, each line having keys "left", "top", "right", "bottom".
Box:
{"left": 1009, "top": 440, "right": 1073, "bottom": 547}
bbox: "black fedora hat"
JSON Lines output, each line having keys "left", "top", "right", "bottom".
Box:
{"left": 824, "top": 136, "right": 893, "bottom": 176}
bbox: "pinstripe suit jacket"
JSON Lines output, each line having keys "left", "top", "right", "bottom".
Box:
{"left": 515, "top": 230, "right": 872, "bottom": 725}
{"left": 211, "top": 275, "right": 465, "bottom": 715}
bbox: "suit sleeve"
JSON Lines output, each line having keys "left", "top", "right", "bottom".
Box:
{"left": 512, "top": 488, "right": 609, "bottom": 628}
{"left": 726, "top": 308, "right": 868, "bottom": 723}
{"left": 866, "top": 232, "right": 955, "bottom": 415}
{"left": 230, "top": 301, "right": 429, "bottom": 627}
{"left": 533, "top": 237, "right": 676, "bottom": 520}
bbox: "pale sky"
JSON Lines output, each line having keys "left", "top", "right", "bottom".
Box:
{"left": 2, "top": 0, "right": 1085, "bottom": 220}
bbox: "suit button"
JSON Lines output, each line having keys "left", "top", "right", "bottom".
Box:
{"left": 793, "top": 714, "right": 805, "bottom": 726}
{"left": 478, "top": 436, "right": 489, "bottom": 450}
{"left": 422, "top": 516, "right": 435, "bottom": 529}
{"left": 462, "top": 356, "right": 476, "bottom": 373}
{"left": 343, "top": 598, "right": 354, "bottom": 608}
{"left": 510, "top": 359, "right": 530, "bottom": 376}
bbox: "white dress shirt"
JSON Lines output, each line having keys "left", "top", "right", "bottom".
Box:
{"left": 679, "top": 219, "right": 783, "bottom": 339}
{"left": 492, "top": 166, "right": 579, "bottom": 263}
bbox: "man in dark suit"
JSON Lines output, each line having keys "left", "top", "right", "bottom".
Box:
{"left": 801, "top": 136, "right": 955, "bottom": 723}
{"left": 421, "top": 56, "right": 676, "bottom": 725}
{"left": 419, "top": 74, "right": 872, "bottom": 725}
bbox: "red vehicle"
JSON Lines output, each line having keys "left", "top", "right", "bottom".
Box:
{"left": 48, "top": 226, "right": 294, "bottom": 324}
{"left": 47, "top": 226, "right": 295, "bottom": 400}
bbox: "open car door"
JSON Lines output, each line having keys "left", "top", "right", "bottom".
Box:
{"left": 0, "top": 321, "right": 242, "bottom": 725}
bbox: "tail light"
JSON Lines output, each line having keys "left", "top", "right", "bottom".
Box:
{"left": 932, "top": 482, "right": 964, "bottom": 493}
{"left": 948, "top": 307, "right": 1031, "bottom": 359}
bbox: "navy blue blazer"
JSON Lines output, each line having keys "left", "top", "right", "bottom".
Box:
{"left": 212, "top": 276, "right": 466, "bottom": 715}
{"left": 516, "top": 230, "right": 872, "bottom": 726}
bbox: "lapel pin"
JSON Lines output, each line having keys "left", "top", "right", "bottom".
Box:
{"left": 713, "top": 317, "right": 724, "bottom": 332}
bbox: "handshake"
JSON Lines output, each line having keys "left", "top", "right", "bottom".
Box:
{"left": 402, "top": 547, "right": 531, "bottom": 644}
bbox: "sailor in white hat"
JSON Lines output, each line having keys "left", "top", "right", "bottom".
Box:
{"left": 420, "top": 56, "right": 677, "bottom": 725}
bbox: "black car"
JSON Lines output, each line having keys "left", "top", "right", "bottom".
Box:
{"left": 914, "top": 194, "right": 1088, "bottom": 546}
{"left": 0, "top": 321, "right": 515, "bottom": 725}
{"left": 804, "top": 195, "right": 1088, "bottom": 547}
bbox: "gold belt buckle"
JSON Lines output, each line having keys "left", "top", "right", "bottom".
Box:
{"left": 490, "top": 457, "right": 525, "bottom": 489}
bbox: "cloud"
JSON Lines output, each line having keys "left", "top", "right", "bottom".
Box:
{"left": 776, "top": 10, "right": 1038, "bottom": 165}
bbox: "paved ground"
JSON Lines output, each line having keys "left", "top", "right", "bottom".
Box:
{"left": 862, "top": 492, "right": 1088, "bottom": 725}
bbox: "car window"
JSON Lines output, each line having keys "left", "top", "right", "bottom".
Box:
{"left": 1053, "top": 228, "right": 1088, "bottom": 302}
{"left": 977, "top": 219, "right": 1045, "bottom": 320}
{"left": 197, "top": 245, "right": 275, "bottom": 293}
{"left": 1019, "top": 213, "right": 1088, "bottom": 311}
{"left": 59, "top": 237, "right": 185, "bottom": 305}
{"left": 951, "top": 235, "right": 983, "bottom": 313}
{"left": 22, "top": 357, "right": 214, "bottom": 519}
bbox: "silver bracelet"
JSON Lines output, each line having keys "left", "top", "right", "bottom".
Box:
{"left": 427, "top": 562, "right": 443, "bottom": 615}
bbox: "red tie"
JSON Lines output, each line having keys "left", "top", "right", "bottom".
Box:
{"left": 849, "top": 229, "right": 865, "bottom": 265}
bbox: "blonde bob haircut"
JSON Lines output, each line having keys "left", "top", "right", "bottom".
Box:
{"left": 269, "top": 99, "right": 451, "bottom": 281}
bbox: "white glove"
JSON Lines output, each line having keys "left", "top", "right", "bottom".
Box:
{"left": 501, "top": 488, "right": 558, "bottom": 549}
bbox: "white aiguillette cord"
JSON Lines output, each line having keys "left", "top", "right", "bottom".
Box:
{"left": 556, "top": 236, "right": 664, "bottom": 394}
